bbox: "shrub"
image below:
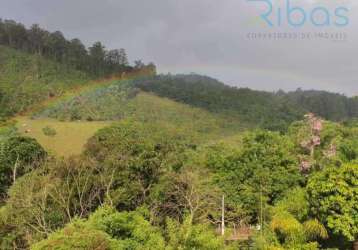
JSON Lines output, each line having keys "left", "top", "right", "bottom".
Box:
{"left": 0, "top": 136, "right": 46, "bottom": 195}
{"left": 30, "top": 220, "right": 122, "bottom": 250}
{"left": 42, "top": 126, "right": 57, "bottom": 137}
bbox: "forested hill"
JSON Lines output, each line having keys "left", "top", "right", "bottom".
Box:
{"left": 135, "top": 74, "right": 358, "bottom": 131}
{"left": 0, "top": 19, "right": 157, "bottom": 119}
{"left": 0, "top": 19, "right": 156, "bottom": 78}
{"left": 285, "top": 89, "right": 358, "bottom": 121}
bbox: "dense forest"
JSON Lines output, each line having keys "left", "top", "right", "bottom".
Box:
{"left": 1, "top": 113, "right": 357, "bottom": 249}
{"left": 0, "top": 19, "right": 357, "bottom": 250}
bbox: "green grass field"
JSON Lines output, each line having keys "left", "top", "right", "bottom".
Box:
{"left": 15, "top": 116, "right": 112, "bottom": 156}
{"left": 7, "top": 73, "right": 246, "bottom": 157}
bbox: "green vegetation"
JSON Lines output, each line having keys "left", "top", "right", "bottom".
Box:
{"left": 0, "top": 45, "right": 89, "bottom": 118}
{"left": 0, "top": 19, "right": 157, "bottom": 120}
{"left": 34, "top": 80, "right": 245, "bottom": 142}
{"left": 0, "top": 23, "right": 357, "bottom": 249}
{"left": 0, "top": 115, "right": 356, "bottom": 249}
{"left": 0, "top": 136, "right": 46, "bottom": 199}
{"left": 42, "top": 126, "right": 57, "bottom": 137}
{"left": 0, "top": 19, "right": 156, "bottom": 79}
{"left": 31, "top": 206, "right": 224, "bottom": 250}
{"left": 307, "top": 163, "right": 358, "bottom": 242}
{"left": 206, "top": 130, "right": 304, "bottom": 221}
{"left": 135, "top": 74, "right": 358, "bottom": 131}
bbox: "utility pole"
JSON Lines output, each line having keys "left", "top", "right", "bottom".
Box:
{"left": 260, "top": 184, "right": 263, "bottom": 237}
{"left": 221, "top": 195, "right": 225, "bottom": 236}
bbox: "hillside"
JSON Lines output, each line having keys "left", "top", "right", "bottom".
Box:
{"left": 0, "top": 46, "right": 90, "bottom": 118}
{"left": 135, "top": 74, "right": 358, "bottom": 131}
{"left": 24, "top": 79, "right": 244, "bottom": 156}
{"left": 0, "top": 52, "right": 356, "bottom": 250}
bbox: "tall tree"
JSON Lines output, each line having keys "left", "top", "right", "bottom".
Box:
{"left": 307, "top": 163, "right": 358, "bottom": 246}
{"left": 89, "top": 41, "right": 106, "bottom": 77}
{"left": 118, "top": 48, "right": 128, "bottom": 66}
{"left": 66, "top": 38, "right": 88, "bottom": 71}
{"left": 47, "top": 31, "right": 67, "bottom": 62}
{"left": 27, "top": 24, "right": 48, "bottom": 55}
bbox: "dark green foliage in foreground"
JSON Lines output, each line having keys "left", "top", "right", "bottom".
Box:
{"left": 0, "top": 117, "right": 357, "bottom": 250}
{"left": 0, "top": 136, "right": 46, "bottom": 196}
{"left": 253, "top": 187, "right": 328, "bottom": 250}
{"left": 31, "top": 206, "right": 224, "bottom": 250}
{"left": 307, "top": 163, "right": 358, "bottom": 242}
{"left": 30, "top": 220, "right": 122, "bottom": 250}
{"left": 30, "top": 206, "right": 166, "bottom": 250}
{"left": 206, "top": 131, "right": 303, "bottom": 221}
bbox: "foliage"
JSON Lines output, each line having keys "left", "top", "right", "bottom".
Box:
{"left": 0, "top": 122, "right": 18, "bottom": 141}
{"left": 0, "top": 156, "right": 111, "bottom": 246}
{"left": 286, "top": 89, "right": 358, "bottom": 121}
{"left": 253, "top": 187, "right": 328, "bottom": 250}
{"left": 206, "top": 130, "right": 303, "bottom": 221}
{"left": 0, "top": 45, "right": 89, "bottom": 118}
{"left": 135, "top": 74, "right": 303, "bottom": 132}
{"left": 84, "top": 120, "right": 192, "bottom": 210}
{"left": 34, "top": 82, "right": 244, "bottom": 143}
{"left": 35, "top": 80, "right": 136, "bottom": 121}
{"left": 135, "top": 74, "right": 358, "bottom": 132}
{"left": 0, "top": 19, "right": 156, "bottom": 79}
{"left": 42, "top": 126, "right": 57, "bottom": 137}
{"left": 165, "top": 215, "right": 225, "bottom": 250}
{"left": 30, "top": 220, "right": 122, "bottom": 250}
{"left": 0, "top": 136, "right": 46, "bottom": 196}
{"left": 31, "top": 206, "right": 226, "bottom": 250}
{"left": 87, "top": 206, "right": 166, "bottom": 249}
{"left": 273, "top": 187, "right": 309, "bottom": 221}
{"left": 150, "top": 167, "right": 221, "bottom": 224}
{"left": 2, "top": 16, "right": 358, "bottom": 250}
{"left": 307, "top": 163, "right": 358, "bottom": 241}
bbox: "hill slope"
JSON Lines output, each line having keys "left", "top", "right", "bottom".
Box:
{"left": 33, "top": 79, "right": 244, "bottom": 143}
{"left": 134, "top": 74, "right": 358, "bottom": 131}
{"left": 0, "top": 46, "right": 90, "bottom": 118}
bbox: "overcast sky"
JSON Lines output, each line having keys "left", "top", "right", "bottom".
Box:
{"left": 1, "top": 0, "right": 357, "bottom": 95}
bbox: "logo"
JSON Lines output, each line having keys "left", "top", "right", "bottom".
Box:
{"left": 247, "top": 0, "right": 349, "bottom": 28}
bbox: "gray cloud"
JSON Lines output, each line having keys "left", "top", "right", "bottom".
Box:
{"left": 1, "top": 0, "right": 357, "bottom": 95}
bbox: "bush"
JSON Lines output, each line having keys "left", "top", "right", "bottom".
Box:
{"left": 42, "top": 126, "right": 57, "bottom": 137}
{"left": 30, "top": 220, "right": 122, "bottom": 250}
{"left": 0, "top": 136, "right": 46, "bottom": 195}
{"left": 31, "top": 206, "right": 165, "bottom": 250}
{"left": 307, "top": 163, "right": 358, "bottom": 242}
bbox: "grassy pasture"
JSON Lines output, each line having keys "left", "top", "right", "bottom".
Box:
{"left": 15, "top": 116, "right": 111, "bottom": 157}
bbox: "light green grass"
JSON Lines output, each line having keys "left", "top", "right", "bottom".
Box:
{"left": 15, "top": 116, "right": 111, "bottom": 157}
{"left": 127, "top": 92, "right": 243, "bottom": 139}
